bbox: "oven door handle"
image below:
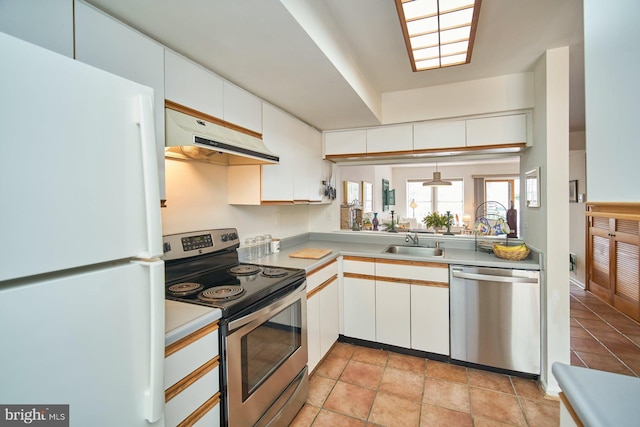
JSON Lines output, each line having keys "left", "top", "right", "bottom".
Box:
{"left": 228, "top": 281, "right": 306, "bottom": 333}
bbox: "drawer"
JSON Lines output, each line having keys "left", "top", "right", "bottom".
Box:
{"left": 307, "top": 259, "right": 338, "bottom": 293}
{"left": 375, "top": 260, "right": 448, "bottom": 283}
{"left": 343, "top": 256, "right": 375, "bottom": 275}
{"left": 165, "top": 365, "right": 219, "bottom": 427}
{"left": 165, "top": 322, "right": 218, "bottom": 389}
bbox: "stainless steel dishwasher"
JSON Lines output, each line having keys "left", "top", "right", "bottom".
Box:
{"left": 450, "top": 266, "right": 540, "bottom": 375}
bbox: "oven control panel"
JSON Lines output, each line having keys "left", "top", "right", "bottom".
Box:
{"left": 162, "top": 228, "right": 240, "bottom": 261}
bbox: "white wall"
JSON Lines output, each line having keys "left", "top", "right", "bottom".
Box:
{"left": 521, "top": 47, "right": 571, "bottom": 394}
{"left": 584, "top": 0, "right": 640, "bottom": 202}
{"left": 161, "top": 158, "right": 316, "bottom": 239}
{"left": 569, "top": 139, "right": 586, "bottom": 287}
{"left": 382, "top": 73, "right": 534, "bottom": 124}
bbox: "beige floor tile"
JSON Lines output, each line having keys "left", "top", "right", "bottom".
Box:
{"left": 387, "top": 352, "right": 426, "bottom": 373}
{"left": 422, "top": 377, "right": 470, "bottom": 413}
{"left": 340, "top": 360, "right": 384, "bottom": 389}
{"left": 379, "top": 367, "right": 424, "bottom": 400}
{"left": 368, "top": 390, "right": 421, "bottom": 427}
{"left": 308, "top": 375, "right": 336, "bottom": 407}
{"left": 323, "top": 381, "right": 376, "bottom": 420}
{"left": 420, "top": 403, "right": 472, "bottom": 427}
{"left": 520, "top": 397, "right": 560, "bottom": 427}
{"left": 351, "top": 346, "right": 389, "bottom": 366}
{"left": 469, "top": 387, "right": 526, "bottom": 426}
{"left": 312, "top": 409, "right": 366, "bottom": 427}
{"left": 467, "top": 368, "right": 515, "bottom": 394}
{"left": 315, "top": 355, "right": 349, "bottom": 379}
{"left": 510, "top": 376, "right": 545, "bottom": 401}
{"left": 329, "top": 342, "right": 356, "bottom": 359}
{"left": 473, "top": 416, "right": 519, "bottom": 426}
{"left": 290, "top": 404, "right": 320, "bottom": 427}
{"left": 425, "top": 359, "right": 467, "bottom": 383}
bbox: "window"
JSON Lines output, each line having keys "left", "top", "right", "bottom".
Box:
{"left": 407, "top": 179, "right": 464, "bottom": 223}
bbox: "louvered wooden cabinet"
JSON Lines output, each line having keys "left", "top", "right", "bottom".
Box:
{"left": 587, "top": 203, "right": 640, "bottom": 321}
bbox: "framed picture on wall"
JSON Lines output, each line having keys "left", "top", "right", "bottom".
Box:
{"left": 569, "top": 180, "right": 578, "bottom": 203}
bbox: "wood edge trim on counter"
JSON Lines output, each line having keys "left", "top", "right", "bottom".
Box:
{"left": 375, "top": 275, "right": 448, "bottom": 288}
{"left": 165, "top": 356, "right": 220, "bottom": 403}
{"left": 375, "top": 258, "right": 449, "bottom": 268}
{"left": 558, "top": 392, "right": 584, "bottom": 427}
{"left": 177, "top": 392, "right": 221, "bottom": 427}
{"left": 325, "top": 143, "right": 527, "bottom": 160}
{"left": 165, "top": 99, "right": 262, "bottom": 139}
{"left": 343, "top": 256, "right": 376, "bottom": 263}
{"left": 343, "top": 272, "right": 376, "bottom": 281}
{"left": 307, "top": 274, "right": 338, "bottom": 299}
{"left": 307, "top": 258, "right": 338, "bottom": 276}
{"left": 165, "top": 321, "right": 219, "bottom": 357}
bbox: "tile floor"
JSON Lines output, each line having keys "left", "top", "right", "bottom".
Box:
{"left": 291, "top": 283, "right": 640, "bottom": 426}
{"left": 569, "top": 284, "right": 640, "bottom": 376}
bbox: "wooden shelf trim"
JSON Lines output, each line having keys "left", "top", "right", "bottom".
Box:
{"left": 307, "top": 258, "right": 338, "bottom": 276}
{"left": 165, "top": 99, "right": 262, "bottom": 139}
{"left": 325, "top": 143, "right": 527, "bottom": 161}
{"left": 343, "top": 256, "right": 376, "bottom": 263}
{"left": 558, "top": 392, "right": 584, "bottom": 427}
{"left": 177, "top": 392, "right": 221, "bottom": 427}
{"left": 375, "top": 275, "right": 448, "bottom": 288}
{"left": 586, "top": 211, "right": 640, "bottom": 221}
{"left": 375, "top": 258, "right": 449, "bottom": 269}
{"left": 307, "top": 274, "right": 338, "bottom": 299}
{"left": 344, "top": 272, "right": 376, "bottom": 281}
{"left": 165, "top": 356, "right": 219, "bottom": 402}
{"left": 165, "top": 321, "right": 219, "bottom": 357}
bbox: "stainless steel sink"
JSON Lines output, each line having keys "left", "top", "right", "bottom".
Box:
{"left": 382, "top": 245, "right": 443, "bottom": 257}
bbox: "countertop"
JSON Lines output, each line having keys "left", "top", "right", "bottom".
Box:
{"left": 165, "top": 300, "right": 221, "bottom": 346}
{"left": 164, "top": 231, "right": 539, "bottom": 347}
{"left": 553, "top": 362, "right": 640, "bottom": 426}
{"left": 249, "top": 232, "right": 541, "bottom": 272}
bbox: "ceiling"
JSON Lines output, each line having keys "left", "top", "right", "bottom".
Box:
{"left": 86, "top": 0, "right": 585, "bottom": 133}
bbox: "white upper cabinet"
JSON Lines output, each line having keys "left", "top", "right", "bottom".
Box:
{"left": 164, "top": 49, "right": 224, "bottom": 119}
{"left": 0, "top": 0, "right": 73, "bottom": 58}
{"left": 223, "top": 82, "right": 262, "bottom": 133}
{"left": 324, "top": 129, "right": 367, "bottom": 156}
{"left": 74, "top": 1, "right": 166, "bottom": 199}
{"left": 414, "top": 120, "right": 466, "bottom": 150}
{"left": 366, "top": 125, "right": 413, "bottom": 154}
{"left": 466, "top": 114, "right": 528, "bottom": 147}
{"left": 261, "top": 103, "right": 296, "bottom": 202}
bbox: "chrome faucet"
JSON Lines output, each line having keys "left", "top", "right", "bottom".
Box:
{"left": 405, "top": 232, "right": 419, "bottom": 246}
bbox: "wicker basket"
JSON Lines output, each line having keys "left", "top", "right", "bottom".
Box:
{"left": 493, "top": 244, "right": 530, "bottom": 261}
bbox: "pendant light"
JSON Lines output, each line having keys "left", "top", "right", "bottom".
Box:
{"left": 422, "top": 162, "right": 452, "bottom": 186}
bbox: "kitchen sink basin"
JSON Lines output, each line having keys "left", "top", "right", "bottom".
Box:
{"left": 382, "top": 245, "right": 443, "bottom": 257}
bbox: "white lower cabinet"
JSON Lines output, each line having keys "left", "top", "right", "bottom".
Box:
{"left": 306, "top": 260, "right": 340, "bottom": 373}
{"left": 342, "top": 257, "right": 376, "bottom": 342}
{"left": 375, "top": 279, "right": 411, "bottom": 348}
{"left": 411, "top": 284, "right": 450, "bottom": 355}
{"left": 165, "top": 321, "right": 220, "bottom": 427}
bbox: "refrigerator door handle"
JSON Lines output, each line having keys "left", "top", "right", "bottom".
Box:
{"left": 144, "top": 260, "right": 165, "bottom": 423}
{"left": 136, "top": 95, "right": 162, "bottom": 259}
{"left": 451, "top": 270, "right": 538, "bottom": 284}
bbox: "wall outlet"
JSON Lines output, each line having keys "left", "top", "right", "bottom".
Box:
{"left": 569, "top": 253, "right": 577, "bottom": 272}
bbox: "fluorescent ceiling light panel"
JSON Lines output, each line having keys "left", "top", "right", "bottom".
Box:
{"left": 396, "top": 0, "right": 482, "bottom": 71}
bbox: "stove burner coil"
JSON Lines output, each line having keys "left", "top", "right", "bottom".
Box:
{"left": 198, "top": 286, "right": 245, "bottom": 302}
{"left": 261, "top": 268, "right": 288, "bottom": 278}
{"left": 229, "top": 265, "right": 262, "bottom": 276}
{"left": 168, "top": 282, "right": 204, "bottom": 296}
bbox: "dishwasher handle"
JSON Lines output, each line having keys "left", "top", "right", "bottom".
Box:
{"left": 451, "top": 269, "right": 538, "bottom": 284}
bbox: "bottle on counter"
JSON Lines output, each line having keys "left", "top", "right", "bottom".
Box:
{"left": 263, "top": 234, "right": 272, "bottom": 255}
{"left": 244, "top": 237, "right": 256, "bottom": 261}
{"left": 270, "top": 238, "right": 280, "bottom": 253}
{"left": 255, "top": 235, "right": 265, "bottom": 258}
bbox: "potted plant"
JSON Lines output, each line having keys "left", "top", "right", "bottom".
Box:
{"left": 422, "top": 212, "right": 450, "bottom": 232}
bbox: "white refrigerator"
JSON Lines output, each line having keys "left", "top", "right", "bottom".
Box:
{"left": 0, "top": 32, "right": 164, "bottom": 426}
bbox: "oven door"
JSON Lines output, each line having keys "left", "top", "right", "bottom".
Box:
{"left": 225, "top": 281, "right": 308, "bottom": 427}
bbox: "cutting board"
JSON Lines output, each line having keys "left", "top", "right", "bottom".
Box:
{"left": 288, "top": 248, "right": 333, "bottom": 259}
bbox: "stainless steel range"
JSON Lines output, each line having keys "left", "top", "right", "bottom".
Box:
{"left": 163, "top": 229, "right": 308, "bottom": 427}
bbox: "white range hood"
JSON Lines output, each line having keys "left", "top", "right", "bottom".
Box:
{"left": 165, "top": 107, "right": 279, "bottom": 165}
